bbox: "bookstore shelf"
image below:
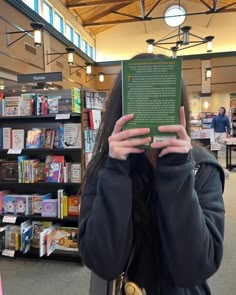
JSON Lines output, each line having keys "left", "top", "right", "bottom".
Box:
{"left": 0, "top": 88, "right": 82, "bottom": 260}
{"left": 0, "top": 113, "right": 81, "bottom": 120}
{"left": 0, "top": 214, "right": 78, "bottom": 222}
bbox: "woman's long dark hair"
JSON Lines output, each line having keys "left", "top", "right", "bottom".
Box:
{"left": 82, "top": 53, "right": 191, "bottom": 243}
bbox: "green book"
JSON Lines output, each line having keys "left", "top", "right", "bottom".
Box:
{"left": 122, "top": 58, "right": 182, "bottom": 148}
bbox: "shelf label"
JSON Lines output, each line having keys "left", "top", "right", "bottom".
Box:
{"left": 55, "top": 114, "right": 70, "bottom": 120}
{"left": 7, "top": 149, "right": 22, "bottom": 154}
{"left": 3, "top": 215, "right": 17, "bottom": 223}
{"left": 2, "top": 249, "right": 15, "bottom": 257}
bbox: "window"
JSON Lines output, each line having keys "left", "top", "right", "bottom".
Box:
{"left": 22, "top": 0, "right": 39, "bottom": 13}
{"left": 82, "top": 39, "right": 89, "bottom": 54}
{"left": 164, "top": 5, "right": 186, "bottom": 27}
{"left": 74, "top": 32, "right": 81, "bottom": 48}
{"left": 66, "top": 23, "right": 74, "bottom": 43}
{"left": 88, "top": 45, "right": 94, "bottom": 59}
{"left": 43, "top": 1, "right": 53, "bottom": 25}
{"left": 54, "top": 11, "right": 64, "bottom": 34}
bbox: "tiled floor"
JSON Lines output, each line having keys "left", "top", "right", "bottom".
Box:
{"left": 0, "top": 158, "right": 235, "bottom": 295}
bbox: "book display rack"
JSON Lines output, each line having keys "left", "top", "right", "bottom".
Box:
{"left": 0, "top": 88, "right": 83, "bottom": 261}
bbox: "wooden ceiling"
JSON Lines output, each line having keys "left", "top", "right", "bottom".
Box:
{"left": 64, "top": 0, "right": 236, "bottom": 36}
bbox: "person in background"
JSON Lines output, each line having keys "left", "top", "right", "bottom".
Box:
{"left": 211, "top": 107, "right": 231, "bottom": 157}
{"left": 211, "top": 107, "right": 231, "bottom": 139}
{"left": 79, "top": 53, "right": 225, "bottom": 295}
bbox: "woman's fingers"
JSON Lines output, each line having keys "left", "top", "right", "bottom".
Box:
{"left": 158, "top": 125, "right": 190, "bottom": 141}
{"left": 112, "top": 114, "right": 134, "bottom": 134}
{"left": 111, "top": 127, "right": 150, "bottom": 142}
{"left": 158, "top": 146, "right": 191, "bottom": 157}
{"left": 151, "top": 138, "right": 191, "bottom": 149}
{"left": 109, "top": 136, "right": 151, "bottom": 148}
{"left": 180, "top": 106, "right": 186, "bottom": 128}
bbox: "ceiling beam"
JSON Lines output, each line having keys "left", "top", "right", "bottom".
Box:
{"left": 84, "top": 6, "right": 236, "bottom": 27}
{"left": 84, "top": 2, "right": 134, "bottom": 24}
{"left": 140, "top": 0, "right": 145, "bottom": 18}
{"left": 66, "top": 0, "right": 139, "bottom": 8}
{"left": 146, "top": 0, "right": 162, "bottom": 18}
{"left": 199, "top": 0, "right": 213, "bottom": 10}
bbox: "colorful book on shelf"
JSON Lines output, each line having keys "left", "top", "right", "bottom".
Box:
{"left": 55, "top": 227, "right": 78, "bottom": 252}
{"left": 67, "top": 195, "right": 80, "bottom": 216}
{"left": 122, "top": 57, "right": 182, "bottom": 147}
{"left": 44, "top": 129, "right": 55, "bottom": 149}
{"left": 3, "top": 127, "right": 12, "bottom": 149}
{"left": 31, "top": 193, "right": 52, "bottom": 215}
{"left": 71, "top": 87, "right": 81, "bottom": 113}
{"left": 46, "top": 225, "right": 57, "bottom": 256}
{"left": 20, "top": 93, "right": 35, "bottom": 116}
{"left": 41, "top": 199, "right": 58, "bottom": 217}
{"left": 20, "top": 219, "right": 33, "bottom": 254}
{"left": 4, "top": 96, "right": 21, "bottom": 116}
{"left": 15, "top": 195, "right": 32, "bottom": 215}
{"left": 47, "top": 162, "right": 61, "bottom": 183}
{"left": 5, "top": 225, "right": 20, "bottom": 251}
{"left": 58, "top": 97, "right": 72, "bottom": 113}
{"left": 44, "top": 155, "right": 64, "bottom": 182}
{"left": 39, "top": 227, "right": 51, "bottom": 257}
{"left": 88, "top": 109, "right": 101, "bottom": 130}
{"left": 63, "top": 123, "right": 81, "bottom": 148}
{"left": 31, "top": 220, "right": 53, "bottom": 249}
{"left": 26, "top": 128, "right": 44, "bottom": 149}
{"left": 47, "top": 95, "right": 59, "bottom": 114}
{"left": 12, "top": 129, "right": 25, "bottom": 149}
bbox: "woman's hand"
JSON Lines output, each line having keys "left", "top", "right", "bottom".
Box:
{"left": 150, "top": 106, "right": 192, "bottom": 157}
{"left": 109, "top": 114, "right": 151, "bottom": 160}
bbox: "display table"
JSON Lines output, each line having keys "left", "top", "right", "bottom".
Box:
{"left": 220, "top": 138, "right": 236, "bottom": 171}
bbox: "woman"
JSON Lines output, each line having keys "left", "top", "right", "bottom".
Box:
{"left": 79, "top": 54, "right": 225, "bottom": 295}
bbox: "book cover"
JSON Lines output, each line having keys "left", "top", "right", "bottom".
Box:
{"left": 55, "top": 227, "right": 78, "bottom": 252}
{"left": 12, "top": 129, "right": 25, "bottom": 149}
{"left": 41, "top": 199, "right": 58, "bottom": 217}
{"left": 71, "top": 87, "right": 81, "bottom": 113}
{"left": 47, "top": 95, "right": 59, "bottom": 114}
{"left": 47, "top": 162, "right": 61, "bottom": 183}
{"left": 122, "top": 58, "right": 182, "bottom": 147}
{"left": 20, "top": 93, "right": 35, "bottom": 116}
{"left": 39, "top": 227, "right": 51, "bottom": 257}
{"left": 20, "top": 220, "right": 33, "bottom": 254}
{"left": 67, "top": 195, "right": 80, "bottom": 216}
{"left": 31, "top": 220, "right": 53, "bottom": 248}
{"left": 26, "top": 128, "right": 43, "bottom": 149}
{"left": 46, "top": 225, "right": 57, "bottom": 256}
{"left": 63, "top": 123, "right": 81, "bottom": 148}
{"left": 5, "top": 225, "right": 20, "bottom": 251}
{"left": 58, "top": 97, "right": 72, "bottom": 113}
{"left": 3, "top": 127, "right": 12, "bottom": 149}
{"left": 88, "top": 109, "right": 101, "bottom": 130}
{"left": 32, "top": 193, "right": 52, "bottom": 215}
{"left": 4, "top": 96, "right": 21, "bottom": 116}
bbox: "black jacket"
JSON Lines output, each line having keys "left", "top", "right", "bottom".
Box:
{"left": 79, "top": 146, "right": 225, "bottom": 294}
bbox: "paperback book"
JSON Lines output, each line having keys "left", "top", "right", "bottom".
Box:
{"left": 122, "top": 58, "right": 182, "bottom": 147}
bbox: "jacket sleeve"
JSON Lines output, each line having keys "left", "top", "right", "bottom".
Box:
{"left": 211, "top": 117, "right": 215, "bottom": 130}
{"left": 155, "top": 153, "right": 225, "bottom": 287}
{"left": 78, "top": 157, "right": 133, "bottom": 280}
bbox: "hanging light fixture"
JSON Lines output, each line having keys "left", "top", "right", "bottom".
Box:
{"left": 99, "top": 72, "right": 105, "bottom": 82}
{"left": 31, "top": 22, "right": 44, "bottom": 47}
{"left": 205, "top": 36, "right": 214, "bottom": 52}
{"left": 146, "top": 39, "right": 155, "bottom": 53}
{"left": 47, "top": 47, "right": 76, "bottom": 65}
{"left": 6, "top": 22, "right": 44, "bottom": 47}
{"left": 66, "top": 47, "right": 75, "bottom": 65}
{"left": 205, "top": 67, "right": 212, "bottom": 79}
{"left": 146, "top": 26, "right": 215, "bottom": 58}
{"left": 86, "top": 63, "right": 92, "bottom": 75}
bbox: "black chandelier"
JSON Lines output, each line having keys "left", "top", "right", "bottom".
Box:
{"left": 146, "top": 26, "right": 214, "bottom": 58}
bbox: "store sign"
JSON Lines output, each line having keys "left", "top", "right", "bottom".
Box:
{"left": 17, "top": 72, "right": 62, "bottom": 83}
